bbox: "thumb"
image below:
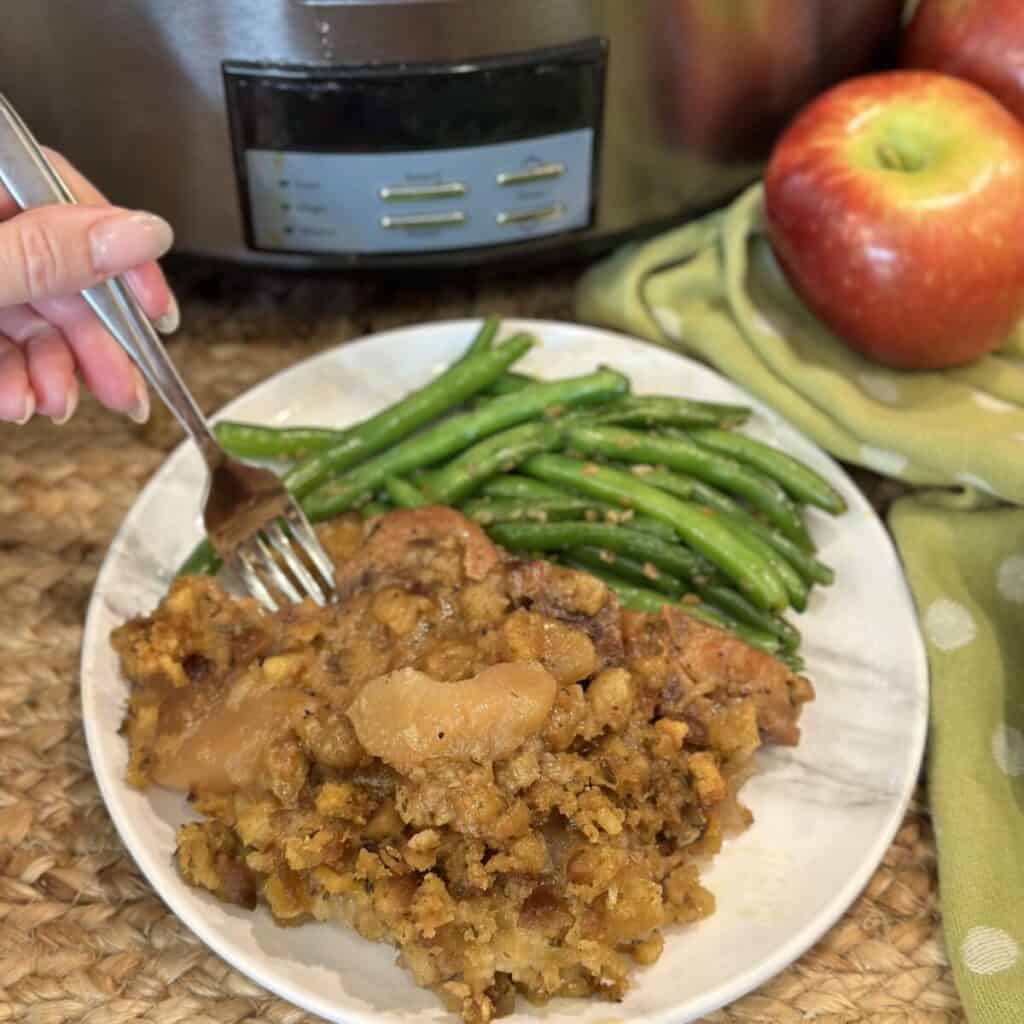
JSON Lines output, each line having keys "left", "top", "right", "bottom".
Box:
{"left": 0, "top": 204, "right": 173, "bottom": 307}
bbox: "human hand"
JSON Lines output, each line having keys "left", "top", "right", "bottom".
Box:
{"left": 0, "top": 148, "right": 177, "bottom": 425}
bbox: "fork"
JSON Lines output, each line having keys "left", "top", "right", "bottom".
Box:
{"left": 0, "top": 92, "right": 335, "bottom": 611}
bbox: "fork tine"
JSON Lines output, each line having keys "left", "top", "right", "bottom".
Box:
{"left": 285, "top": 505, "right": 336, "bottom": 596}
{"left": 253, "top": 534, "right": 304, "bottom": 604}
{"left": 266, "top": 521, "right": 326, "bottom": 605}
{"left": 234, "top": 549, "right": 279, "bottom": 613}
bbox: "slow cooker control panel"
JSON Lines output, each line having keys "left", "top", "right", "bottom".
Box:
{"left": 224, "top": 41, "right": 605, "bottom": 258}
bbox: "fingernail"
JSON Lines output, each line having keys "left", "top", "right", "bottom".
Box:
{"left": 50, "top": 380, "right": 79, "bottom": 426}
{"left": 15, "top": 390, "right": 35, "bottom": 425}
{"left": 155, "top": 292, "right": 180, "bottom": 334}
{"left": 128, "top": 368, "right": 150, "bottom": 424}
{"left": 90, "top": 211, "right": 174, "bottom": 274}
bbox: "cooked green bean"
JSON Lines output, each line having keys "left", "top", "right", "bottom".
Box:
{"left": 213, "top": 330, "right": 531, "bottom": 462}
{"left": 300, "top": 369, "right": 629, "bottom": 522}
{"left": 641, "top": 469, "right": 833, "bottom": 585}
{"left": 688, "top": 427, "right": 847, "bottom": 514}
{"left": 361, "top": 500, "right": 391, "bottom": 519}
{"left": 490, "top": 371, "right": 534, "bottom": 395}
{"left": 486, "top": 520, "right": 707, "bottom": 585}
{"left": 384, "top": 477, "right": 429, "bottom": 509}
{"left": 586, "top": 394, "right": 750, "bottom": 429}
{"left": 480, "top": 475, "right": 677, "bottom": 540}
{"left": 558, "top": 556, "right": 782, "bottom": 655}
{"left": 520, "top": 454, "right": 789, "bottom": 611}
{"left": 212, "top": 422, "right": 346, "bottom": 460}
{"left": 565, "top": 546, "right": 686, "bottom": 598}
{"left": 178, "top": 541, "right": 223, "bottom": 576}
{"left": 461, "top": 315, "right": 502, "bottom": 359}
{"left": 284, "top": 333, "right": 537, "bottom": 498}
{"left": 462, "top": 496, "right": 599, "bottom": 525}
{"left": 706, "top": 513, "right": 809, "bottom": 610}
{"left": 427, "top": 421, "right": 563, "bottom": 504}
{"left": 482, "top": 475, "right": 566, "bottom": 501}
{"left": 564, "top": 424, "right": 811, "bottom": 548}
{"left": 696, "top": 582, "right": 800, "bottom": 650}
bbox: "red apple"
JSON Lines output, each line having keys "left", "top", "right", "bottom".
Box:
{"left": 902, "top": 0, "right": 1024, "bottom": 123}
{"left": 764, "top": 71, "right": 1024, "bottom": 370}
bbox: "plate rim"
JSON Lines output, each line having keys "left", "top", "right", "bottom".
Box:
{"left": 80, "top": 316, "right": 930, "bottom": 1024}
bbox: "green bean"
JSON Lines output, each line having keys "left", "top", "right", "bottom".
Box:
{"left": 585, "top": 394, "right": 750, "bottom": 429}
{"left": 361, "top": 500, "right": 391, "bottom": 519}
{"left": 384, "top": 477, "right": 429, "bottom": 509}
{"left": 178, "top": 541, "right": 223, "bottom": 576}
{"left": 564, "top": 424, "right": 811, "bottom": 548}
{"left": 284, "top": 333, "right": 536, "bottom": 498}
{"left": 480, "top": 476, "right": 677, "bottom": 540}
{"left": 427, "top": 421, "right": 563, "bottom": 504}
{"left": 212, "top": 329, "right": 527, "bottom": 462}
{"left": 212, "top": 422, "right": 346, "bottom": 460}
{"left": 688, "top": 427, "right": 847, "bottom": 514}
{"left": 490, "top": 371, "right": 534, "bottom": 395}
{"left": 481, "top": 475, "right": 565, "bottom": 499}
{"left": 462, "top": 496, "right": 600, "bottom": 525}
{"left": 627, "top": 466, "right": 808, "bottom": 608}
{"left": 696, "top": 582, "right": 800, "bottom": 650}
{"left": 641, "top": 469, "right": 833, "bottom": 585}
{"left": 301, "top": 369, "right": 629, "bottom": 522}
{"left": 558, "top": 557, "right": 782, "bottom": 655}
{"left": 565, "top": 546, "right": 686, "bottom": 598}
{"left": 482, "top": 475, "right": 566, "bottom": 501}
{"left": 519, "top": 454, "right": 789, "bottom": 611}
{"left": 486, "top": 520, "right": 707, "bottom": 585}
{"left": 461, "top": 315, "right": 502, "bottom": 359}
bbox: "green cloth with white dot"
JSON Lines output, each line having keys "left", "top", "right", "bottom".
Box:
{"left": 576, "top": 183, "right": 1024, "bottom": 1021}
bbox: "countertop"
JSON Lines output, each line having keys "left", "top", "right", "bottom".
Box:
{"left": 0, "top": 256, "right": 960, "bottom": 1023}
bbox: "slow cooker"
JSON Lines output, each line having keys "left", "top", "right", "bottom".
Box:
{"left": 2, "top": 1, "right": 904, "bottom": 268}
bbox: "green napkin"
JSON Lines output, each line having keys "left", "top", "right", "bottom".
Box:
{"left": 576, "top": 184, "right": 1024, "bottom": 1021}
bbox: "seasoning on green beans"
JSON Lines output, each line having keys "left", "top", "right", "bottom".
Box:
{"left": 480, "top": 475, "right": 677, "bottom": 540}
{"left": 461, "top": 496, "right": 599, "bottom": 525}
{"left": 486, "top": 520, "right": 707, "bottom": 586}
{"left": 566, "top": 546, "right": 686, "bottom": 598}
{"left": 689, "top": 427, "right": 847, "bottom": 514}
{"left": 564, "top": 423, "right": 812, "bottom": 549}
{"left": 521, "top": 453, "right": 789, "bottom": 611}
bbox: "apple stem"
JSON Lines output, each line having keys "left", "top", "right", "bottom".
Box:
{"left": 876, "top": 142, "right": 923, "bottom": 173}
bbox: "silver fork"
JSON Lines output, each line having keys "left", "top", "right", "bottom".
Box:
{"left": 0, "top": 92, "right": 335, "bottom": 611}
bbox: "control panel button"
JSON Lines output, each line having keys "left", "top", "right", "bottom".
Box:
{"left": 496, "top": 162, "right": 566, "bottom": 186}
{"left": 497, "top": 202, "right": 566, "bottom": 226}
{"left": 380, "top": 211, "right": 467, "bottom": 230}
{"left": 378, "top": 182, "right": 468, "bottom": 202}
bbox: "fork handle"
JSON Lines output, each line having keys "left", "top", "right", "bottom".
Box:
{"left": 0, "top": 92, "right": 223, "bottom": 468}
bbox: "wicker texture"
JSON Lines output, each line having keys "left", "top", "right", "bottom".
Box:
{"left": 0, "top": 261, "right": 963, "bottom": 1023}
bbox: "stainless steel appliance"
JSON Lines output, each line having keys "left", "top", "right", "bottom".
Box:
{"left": 1, "top": 1, "right": 904, "bottom": 268}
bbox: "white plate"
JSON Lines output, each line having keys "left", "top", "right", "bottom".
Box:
{"left": 80, "top": 319, "right": 929, "bottom": 1024}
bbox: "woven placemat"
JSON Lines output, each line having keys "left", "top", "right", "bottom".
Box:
{"left": 0, "top": 260, "right": 963, "bottom": 1024}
